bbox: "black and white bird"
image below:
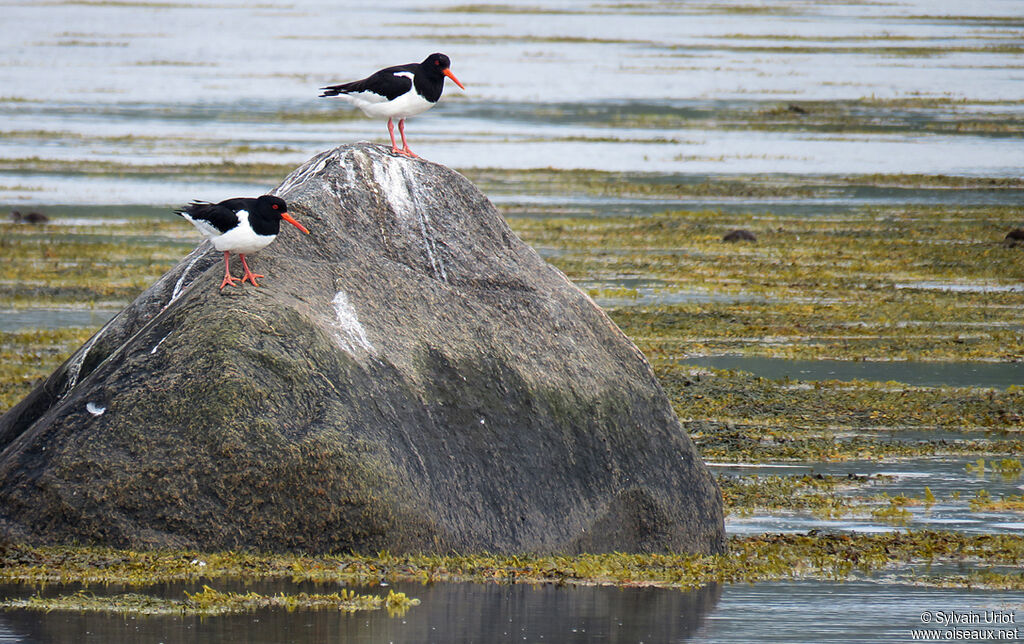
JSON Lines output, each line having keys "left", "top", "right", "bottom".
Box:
{"left": 319, "top": 52, "right": 465, "bottom": 158}
{"left": 176, "top": 195, "right": 310, "bottom": 289}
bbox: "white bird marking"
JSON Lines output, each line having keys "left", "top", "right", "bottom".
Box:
{"left": 205, "top": 209, "right": 275, "bottom": 255}
{"left": 335, "top": 87, "right": 433, "bottom": 119}
{"left": 86, "top": 402, "right": 106, "bottom": 416}
{"left": 187, "top": 216, "right": 225, "bottom": 240}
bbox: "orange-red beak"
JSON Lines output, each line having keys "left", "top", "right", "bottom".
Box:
{"left": 281, "top": 212, "right": 310, "bottom": 234}
{"left": 443, "top": 68, "right": 466, "bottom": 90}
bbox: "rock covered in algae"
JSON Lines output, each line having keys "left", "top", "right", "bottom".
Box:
{"left": 0, "top": 143, "right": 724, "bottom": 555}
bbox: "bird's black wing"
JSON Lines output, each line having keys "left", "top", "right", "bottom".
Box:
{"left": 320, "top": 63, "right": 416, "bottom": 100}
{"left": 176, "top": 200, "right": 241, "bottom": 234}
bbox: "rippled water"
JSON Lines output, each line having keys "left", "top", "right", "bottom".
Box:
{"left": 0, "top": 579, "right": 718, "bottom": 644}
{"left": 713, "top": 457, "right": 1024, "bottom": 536}
{"left": 3, "top": 0, "right": 1024, "bottom": 204}
{"left": 0, "top": 308, "right": 119, "bottom": 332}
{"left": 0, "top": 579, "right": 1020, "bottom": 643}
{"left": 683, "top": 356, "right": 1024, "bottom": 389}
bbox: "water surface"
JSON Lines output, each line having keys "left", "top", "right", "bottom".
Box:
{"left": 0, "top": 580, "right": 719, "bottom": 644}
{"left": 1, "top": 579, "right": 1020, "bottom": 643}
{"left": 684, "top": 355, "right": 1024, "bottom": 389}
{"left": 715, "top": 456, "right": 1024, "bottom": 536}
{"left": 3, "top": 0, "right": 1024, "bottom": 205}
{"left": 0, "top": 309, "right": 118, "bottom": 332}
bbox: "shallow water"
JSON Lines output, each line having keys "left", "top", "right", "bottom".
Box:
{"left": 0, "top": 579, "right": 1020, "bottom": 643}
{"left": 714, "top": 456, "right": 1024, "bottom": 536}
{"left": 683, "top": 355, "right": 1024, "bottom": 389}
{"left": 0, "top": 308, "right": 118, "bottom": 332}
{"left": 3, "top": 0, "right": 1024, "bottom": 205}
{"left": 695, "top": 581, "right": 1024, "bottom": 643}
{"left": 0, "top": 579, "right": 719, "bottom": 644}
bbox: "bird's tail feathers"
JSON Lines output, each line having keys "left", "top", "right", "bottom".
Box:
{"left": 175, "top": 200, "right": 213, "bottom": 217}
{"left": 319, "top": 81, "right": 359, "bottom": 97}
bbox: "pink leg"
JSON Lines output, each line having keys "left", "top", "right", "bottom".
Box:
{"left": 398, "top": 119, "right": 417, "bottom": 158}
{"left": 219, "top": 252, "right": 241, "bottom": 289}
{"left": 239, "top": 254, "right": 264, "bottom": 287}
{"left": 387, "top": 118, "right": 402, "bottom": 154}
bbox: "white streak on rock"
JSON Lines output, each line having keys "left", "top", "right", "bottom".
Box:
{"left": 170, "top": 249, "right": 206, "bottom": 303}
{"left": 331, "top": 291, "right": 373, "bottom": 355}
{"left": 341, "top": 151, "right": 359, "bottom": 195}
{"left": 415, "top": 205, "right": 446, "bottom": 282}
{"left": 150, "top": 332, "right": 171, "bottom": 355}
{"left": 371, "top": 155, "right": 447, "bottom": 282}
{"left": 275, "top": 151, "right": 335, "bottom": 196}
{"left": 64, "top": 331, "right": 103, "bottom": 395}
{"left": 371, "top": 156, "right": 415, "bottom": 215}
{"left": 86, "top": 402, "right": 106, "bottom": 416}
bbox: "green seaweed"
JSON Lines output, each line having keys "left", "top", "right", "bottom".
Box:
{"left": 1, "top": 533, "right": 1022, "bottom": 591}
{"left": 1, "top": 585, "right": 418, "bottom": 617}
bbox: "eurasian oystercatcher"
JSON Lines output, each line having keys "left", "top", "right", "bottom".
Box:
{"left": 319, "top": 52, "right": 466, "bottom": 158}
{"left": 176, "top": 195, "right": 310, "bottom": 289}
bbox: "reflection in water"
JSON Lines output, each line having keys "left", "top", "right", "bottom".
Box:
{"left": 692, "top": 581, "right": 1024, "bottom": 643}
{"left": 4, "top": 578, "right": 1023, "bottom": 643}
{"left": 0, "top": 580, "right": 721, "bottom": 644}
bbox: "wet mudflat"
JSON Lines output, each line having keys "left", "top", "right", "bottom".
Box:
{"left": 2, "top": 0, "right": 1023, "bottom": 641}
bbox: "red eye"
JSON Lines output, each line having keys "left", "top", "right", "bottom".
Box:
{"left": 272, "top": 204, "right": 279, "bottom": 209}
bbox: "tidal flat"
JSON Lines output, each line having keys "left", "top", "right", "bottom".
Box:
{"left": 2, "top": 0, "right": 1024, "bottom": 635}
{"left": 1, "top": 178, "right": 1022, "bottom": 542}
{"left": 3, "top": 187, "right": 1022, "bottom": 408}
{"left": 1, "top": 531, "right": 1023, "bottom": 599}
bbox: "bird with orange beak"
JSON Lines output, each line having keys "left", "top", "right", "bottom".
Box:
{"left": 320, "top": 52, "right": 466, "bottom": 158}
{"left": 176, "top": 195, "right": 310, "bottom": 289}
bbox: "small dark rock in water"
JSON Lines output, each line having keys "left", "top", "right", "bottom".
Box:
{"left": 723, "top": 229, "right": 757, "bottom": 243}
{"left": 0, "top": 143, "right": 724, "bottom": 556}
{"left": 786, "top": 103, "right": 808, "bottom": 115}
{"left": 10, "top": 210, "right": 48, "bottom": 224}
{"left": 1004, "top": 228, "right": 1024, "bottom": 245}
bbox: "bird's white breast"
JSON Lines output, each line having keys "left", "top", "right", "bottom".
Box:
{"left": 339, "top": 72, "right": 436, "bottom": 119}
{"left": 208, "top": 210, "right": 276, "bottom": 254}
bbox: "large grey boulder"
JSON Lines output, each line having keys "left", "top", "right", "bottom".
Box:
{"left": 0, "top": 143, "right": 724, "bottom": 554}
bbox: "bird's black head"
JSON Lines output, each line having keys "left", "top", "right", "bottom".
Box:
{"left": 252, "top": 195, "right": 310, "bottom": 236}
{"left": 255, "top": 195, "right": 288, "bottom": 216}
{"left": 422, "top": 52, "right": 465, "bottom": 90}
{"left": 423, "top": 52, "right": 451, "bottom": 71}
